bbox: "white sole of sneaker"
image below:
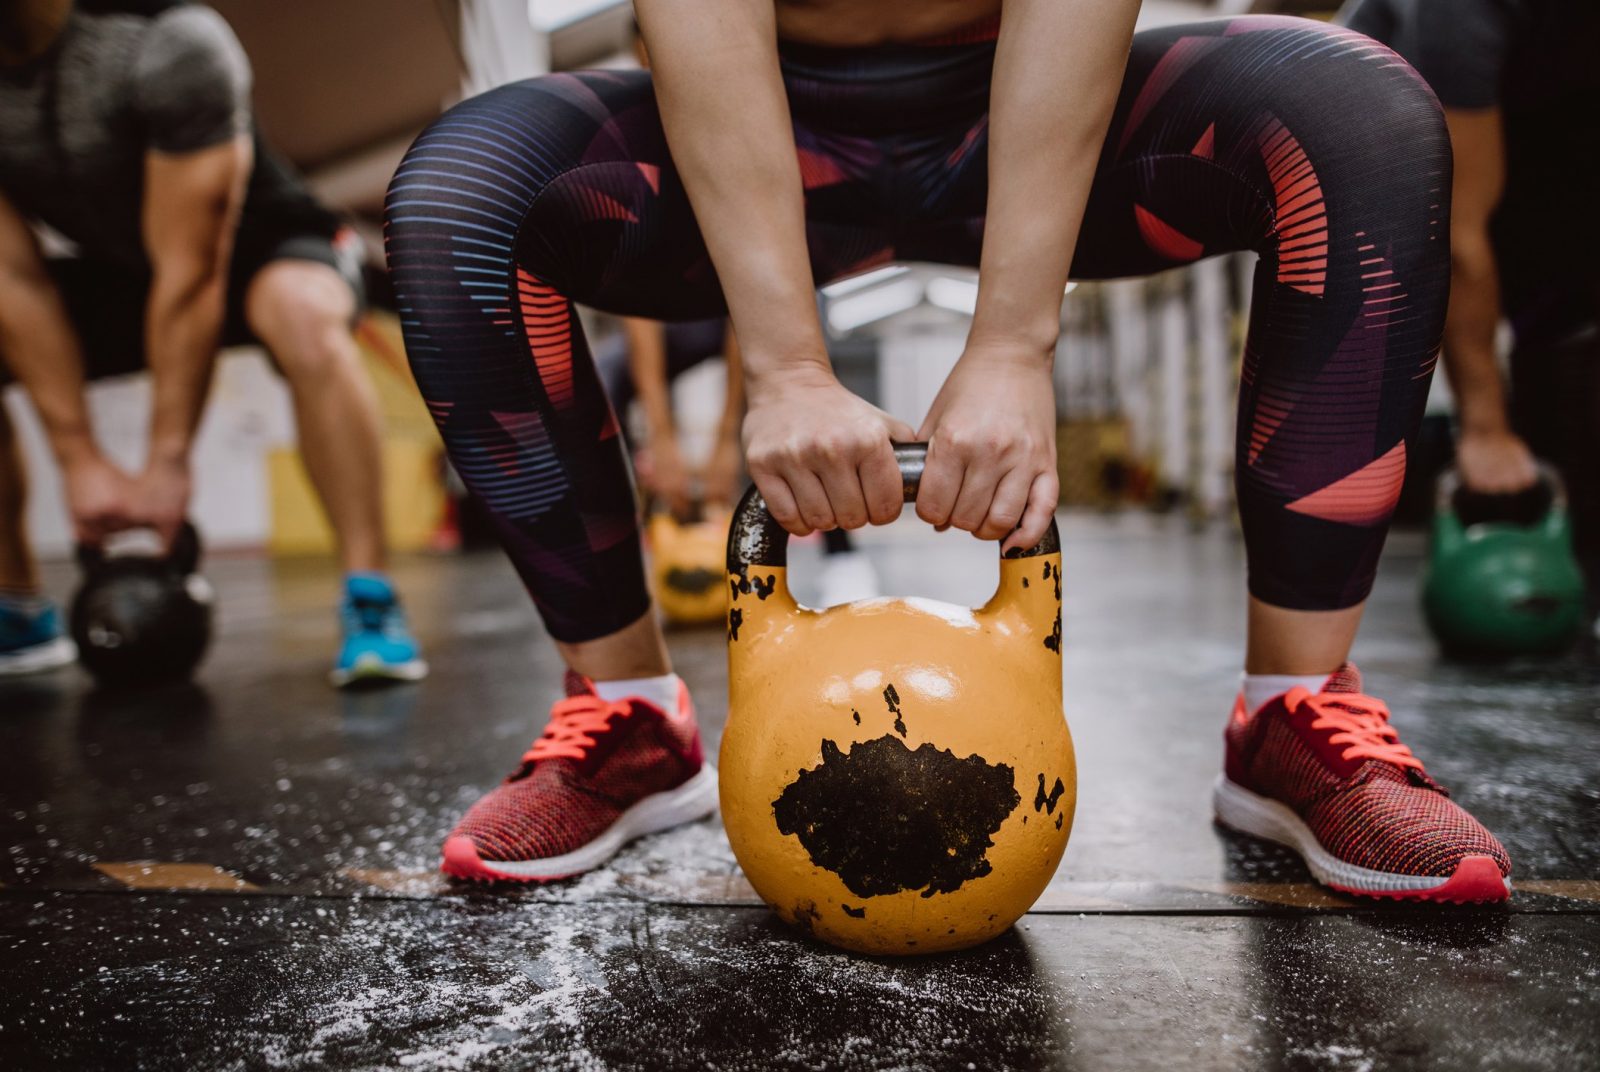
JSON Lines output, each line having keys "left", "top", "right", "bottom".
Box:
{"left": 0, "top": 636, "right": 77, "bottom": 677}
{"left": 451, "top": 765, "right": 720, "bottom": 881}
{"left": 1213, "top": 775, "right": 1512, "bottom": 901}
{"left": 329, "top": 656, "right": 429, "bottom": 688}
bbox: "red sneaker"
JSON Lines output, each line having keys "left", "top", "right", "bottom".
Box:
{"left": 441, "top": 672, "right": 717, "bottom": 883}
{"left": 1215, "top": 664, "right": 1511, "bottom": 903}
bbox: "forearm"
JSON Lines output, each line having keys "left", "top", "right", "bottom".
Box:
{"left": 972, "top": 0, "right": 1138, "bottom": 357}
{"left": 717, "top": 325, "right": 745, "bottom": 440}
{"left": 143, "top": 270, "right": 226, "bottom": 462}
{"left": 0, "top": 270, "right": 99, "bottom": 466}
{"left": 634, "top": 0, "right": 827, "bottom": 387}
{"left": 1443, "top": 237, "right": 1510, "bottom": 435}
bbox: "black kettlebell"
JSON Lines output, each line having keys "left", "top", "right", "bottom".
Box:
{"left": 71, "top": 522, "right": 214, "bottom": 688}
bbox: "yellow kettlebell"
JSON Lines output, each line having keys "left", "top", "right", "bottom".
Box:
{"left": 722, "top": 443, "right": 1075, "bottom": 955}
{"left": 649, "top": 507, "right": 733, "bottom": 626}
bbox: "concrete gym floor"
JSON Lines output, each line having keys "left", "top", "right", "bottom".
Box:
{"left": 1, "top": 513, "right": 1596, "bottom": 1071}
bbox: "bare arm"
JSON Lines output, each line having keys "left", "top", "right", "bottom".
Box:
{"left": 635, "top": 0, "right": 913, "bottom": 535}
{"left": 633, "top": 1, "right": 824, "bottom": 382}
{"left": 0, "top": 191, "right": 138, "bottom": 543}
{"left": 719, "top": 323, "right": 745, "bottom": 443}
{"left": 919, "top": 0, "right": 1140, "bottom": 550}
{"left": 0, "top": 191, "right": 96, "bottom": 468}
{"left": 140, "top": 136, "right": 250, "bottom": 469}
{"left": 624, "top": 317, "right": 675, "bottom": 445}
{"left": 624, "top": 316, "right": 692, "bottom": 515}
{"left": 972, "top": 0, "right": 1137, "bottom": 355}
{"left": 702, "top": 322, "right": 746, "bottom": 508}
{"left": 1440, "top": 107, "right": 1535, "bottom": 492}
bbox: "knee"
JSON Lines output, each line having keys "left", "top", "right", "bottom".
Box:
{"left": 250, "top": 271, "right": 360, "bottom": 384}
{"left": 1269, "top": 20, "right": 1448, "bottom": 157}
{"left": 383, "top": 86, "right": 548, "bottom": 272}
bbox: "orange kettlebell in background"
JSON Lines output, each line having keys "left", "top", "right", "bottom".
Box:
{"left": 648, "top": 508, "right": 732, "bottom": 626}
{"left": 721, "top": 444, "right": 1075, "bottom": 955}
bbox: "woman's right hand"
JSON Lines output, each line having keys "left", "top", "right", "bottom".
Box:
{"left": 742, "top": 365, "right": 915, "bottom": 536}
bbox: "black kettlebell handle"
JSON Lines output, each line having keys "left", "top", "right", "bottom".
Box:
{"left": 77, "top": 521, "right": 203, "bottom": 576}
{"left": 728, "top": 442, "right": 1060, "bottom": 571}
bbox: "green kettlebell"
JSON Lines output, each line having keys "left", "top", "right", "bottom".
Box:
{"left": 1421, "top": 467, "right": 1586, "bottom": 655}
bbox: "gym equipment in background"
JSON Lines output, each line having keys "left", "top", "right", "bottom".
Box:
{"left": 72, "top": 523, "right": 215, "bottom": 688}
{"left": 721, "top": 444, "right": 1075, "bottom": 955}
{"left": 648, "top": 507, "right": 732, "bottom": 626}
{"left": 1422, "top": 467, "right": 1586, "bottom": 656}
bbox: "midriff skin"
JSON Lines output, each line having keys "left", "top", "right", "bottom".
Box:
{"left": 773, "top": 0, "right": 1003, "bottom": 45}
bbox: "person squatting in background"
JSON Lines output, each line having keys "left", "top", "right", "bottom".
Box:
{"left": 1340, "top": 0, "right": 1600, "bottom": 623}
{"left": 0, "top": 0, "right": 423, "bottom": 685}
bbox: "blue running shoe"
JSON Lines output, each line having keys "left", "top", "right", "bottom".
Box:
{"left": 331, "top": 574, "right": 427, "bottom": 688}
{"left": 0, "top": 597, "right": 76, "bottom": 676}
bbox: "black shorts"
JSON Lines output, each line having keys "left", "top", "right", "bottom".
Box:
{"left": 4, "top": 227, "right": 366, "bottom": 386}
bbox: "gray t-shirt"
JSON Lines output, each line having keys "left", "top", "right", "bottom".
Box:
{"left": 0, "top": 4, "right": 252, "bottom": 269}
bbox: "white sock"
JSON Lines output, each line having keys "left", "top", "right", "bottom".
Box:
{"left": 1240, "top": 671, "right": 1334, "bottom": 715}
{"left": 594, "top": 673, "right": 683, "bottom": 714}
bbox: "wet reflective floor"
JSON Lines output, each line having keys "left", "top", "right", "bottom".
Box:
{"left": 2, "top": 514, "right": 1597, "bottom": 1070}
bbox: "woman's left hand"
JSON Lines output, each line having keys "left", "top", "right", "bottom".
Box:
{"left": 916, "top": 342, "right": 1059, "bottom": 553}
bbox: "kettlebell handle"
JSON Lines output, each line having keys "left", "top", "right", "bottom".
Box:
{"left": 76, "top": 521, "right": 203, "bottom": 575}
{"left": 1436, "top": 462, "right": 1566, "bottom": 513}
{"left": 728, "top": 442, "right": 1060, "bottom": 571}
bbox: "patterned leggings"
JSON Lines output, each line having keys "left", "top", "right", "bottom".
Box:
{"left": 385, "top": 16, "right": 1449, "bottom": 643}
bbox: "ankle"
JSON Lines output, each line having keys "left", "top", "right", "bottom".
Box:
{"left": 593, "top": 673, "right": 683, "bottom": 715}
{"left": 1240, "top": 670, "right": 1335, "bottom": 715}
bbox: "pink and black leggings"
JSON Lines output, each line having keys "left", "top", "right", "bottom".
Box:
{"left": 385, "top": 16, "right": 1449, "bottom": 643}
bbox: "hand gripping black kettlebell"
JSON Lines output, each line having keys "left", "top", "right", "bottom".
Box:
{"left": 71, "top": 522, "right": 214, "bottom": 688}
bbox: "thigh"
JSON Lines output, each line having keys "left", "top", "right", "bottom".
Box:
{"left": 462, "top": 72, "right": 728, "bottom": 320}
{"left": 41, "top": 260, "right": 150, "bottom": 381}
{"left": 905, "top": 17, "right": 1445, "bottom": 287}
{"left": 503, "top": 73, "right": 894, "bottom": 313}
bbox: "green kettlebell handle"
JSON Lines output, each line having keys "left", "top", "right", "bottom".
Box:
{"left": 1434, "top": 462, "right": 1567, "bottom": 514}
{"left": 727, "top": 442, "right": 1061, "bottom": 571}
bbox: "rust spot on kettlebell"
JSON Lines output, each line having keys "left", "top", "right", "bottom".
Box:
{"left": 771, "top": 735, "right": 1020, "bottom": 899}
{"left": 1034, "top": 774, "right": 1066, "bottom": 814}
{"left": 791, "top": 900, "right": 821, "bottom": 935}
{"left": 1055, "top": 813, "right": 1064, "bottom": 830}
{"left": 851, "top": 709, "right": 861, "bottom": 725}
{"left": 884, "top": 684, "right": 906, "bottom": 737}
{"left": 728, "top": 607, "right": 744, "bottom": 641}
{"left": 751, "top": 574, "right": 776, "bottom": 600}
{"left": 842, "top": 904, "right": 866, "bottom": 918}
{"left": 1044, "top": 611, "right": 1062, "bottom": 653}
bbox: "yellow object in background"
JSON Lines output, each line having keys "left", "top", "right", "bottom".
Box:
{"left": 649, "top": 510, "right": 732, "bottom": 626}
{"left": 1056, "top": 417, "right": 1135, "bottom": 507}
{"left": 267, "top": 311, "right": 447, "bottom": 556}
{"left": 267, "top": 440, "right": 445, "bottom": 556}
